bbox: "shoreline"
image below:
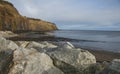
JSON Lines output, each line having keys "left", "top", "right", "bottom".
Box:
{"left": 0, "top": 31, "right": 120, "bottom": 73}
{"left": 7, "top": 35, "right": 120, "bottom": 62}
{"left": 83, "top": 48, "right": 120, "bottom": 62}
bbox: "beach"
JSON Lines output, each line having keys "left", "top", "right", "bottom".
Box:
{"left": 0, "top": 31, "right": 120, "bottom": 74}
{"left": 7, "top": 31, "right": 120, "bottom": 62}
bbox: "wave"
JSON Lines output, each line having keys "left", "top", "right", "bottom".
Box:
{"left": 58, "top": 37, "right": 120, "bottom": 43}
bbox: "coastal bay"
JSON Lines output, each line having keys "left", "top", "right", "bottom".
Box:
{"left": 0, "top": 0, "right": 120, "bottom": 74}
{"left": 6, "top": 31, "right": 120, "bottom": 62}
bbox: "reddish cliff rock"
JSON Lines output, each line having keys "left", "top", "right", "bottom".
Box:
{"left": 28, "top": 18, "right": 58, "bottom": 31}
{"left": 0, "top": 0, "right": 57, "bottom": 31}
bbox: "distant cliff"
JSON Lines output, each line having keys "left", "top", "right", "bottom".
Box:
{"left": 0, "top": 0, "right": 57, "bottom": 31}
{"left": 28, "top": 17, "right": 57, "bottom": 31}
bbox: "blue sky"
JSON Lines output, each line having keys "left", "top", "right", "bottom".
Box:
{"left": 8, "top": 0, "right": 120, "bottom": 30}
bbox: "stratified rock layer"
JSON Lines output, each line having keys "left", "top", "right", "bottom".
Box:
{"left": 0, "top": 1, "right": 57, "bottom": 31}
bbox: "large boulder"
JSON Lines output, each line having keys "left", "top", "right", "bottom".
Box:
{"left": 0, "top": 36, "right": 98, "bottom": 74}
{"left": 27, "top": 41, "right": 57, "bottom": 49}
{"left": 9, "top": 47, "right": 64, "bottom": 74}
{"left": 0, "top": 31, "right": 18, "bottom": 38}
{"left": 100, "top": 59, "right": 120, "bottom": 74}
{"left": 16, "top": 41, "right": 57, "bottom": 49}
{"left": 46, "top": 42, "right": 96, "bottom": 74}
{"left": 0, "top": 37, "right": 63, "bottom": 74}
{"left": 14, "top": 41, "right": 97, "bottom": 74}
{"left": 0, "top": 36, "right": 18, "bottom": 50}
{"left": 0, "top": 36, "right": 17, "bottom": 74}
{"left": 0, "top": 49, "right": 14, "bottom": 74}
{"left": 109, "top": 59, "right": 120, "bottom": 73}
{"left": 16, "top": 41, "right": 57, "bottom": 53}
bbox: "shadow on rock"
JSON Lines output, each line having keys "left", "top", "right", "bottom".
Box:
{"left": 50, "top": 56, "right": 81, "bottom": 74}
{"left": 0, "top": 50, "right": 14, "bottom": 74}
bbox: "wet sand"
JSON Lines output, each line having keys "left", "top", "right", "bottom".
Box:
{"left": 85, "top": 49, "right": 120, "bottom": 62}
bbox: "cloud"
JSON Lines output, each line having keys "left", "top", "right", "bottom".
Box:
{"left": 8, "top": 0, "right": 120, "bottom": 30}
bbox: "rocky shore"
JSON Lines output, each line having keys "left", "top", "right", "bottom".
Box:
{"left": 0, "top": 31, "right": 120, "bottom": 74}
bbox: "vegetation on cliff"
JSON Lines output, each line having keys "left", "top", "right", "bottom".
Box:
{"left": 28, "top": 17, "right": 57, "bottom": 31}
{"left": 0, "top": 0, "right": 57, "bottom": 31}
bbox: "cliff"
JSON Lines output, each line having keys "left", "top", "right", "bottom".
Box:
{"left": 0, "top": 0, "right": 57, "bottom": 31}
{"left": 28, "top": 17, "right": 57, "bottom": 31}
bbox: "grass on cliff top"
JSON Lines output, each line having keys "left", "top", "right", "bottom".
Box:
{"left": 0, "top": 0, "right": 28, "bottom": 31}
{"left": 0, "top": 0, "right": 13, "bottom": 7}
{"left": 28, "top": 19, "right": 57, "bottom": 31}
{"left": 0, "top": 0, "right": 57, "bottom": 31}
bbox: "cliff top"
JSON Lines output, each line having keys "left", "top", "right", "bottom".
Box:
{"left": 0, "top": 0, "right": 57, "bottom": 31}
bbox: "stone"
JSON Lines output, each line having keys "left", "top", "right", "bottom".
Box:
{"left": 0, "top": 36, "right": 18, "bottom": 51}
{"left": 0, "top": 31, "right": 18, "bottom": 38}
{"left": 0, "top": 36, "right": 18, "bottom": 73}
{"left": 46, "top": 42, "right": 96, "bottom": 74}
{"left": 109, "top": 59, "right": 120, "bottom": 72}
{"left": 16, "top": 41, "right": 30, "bottom": 48}
{"left": 0, "top": 36, "right": 98, "bottom": 74}
{"left": 23, "top": 41, "right": 57, "bottom": 53}
{"left": 99, "top": 59, "right": 120, "bottom": 74}
{"left": 0, "top": 49, "right": 14, "bottom": 74}
{"left": 9, "top": 47, "right": 64, "bottom": 74}
{"left": 63, "top": 42, "right": 75, "bottom": 49}
{"left": 26, "top": 41, "right": 57, "bottom": 49}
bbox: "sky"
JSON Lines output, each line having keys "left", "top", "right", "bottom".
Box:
{"left": 7, "top": 0, "right": 120, "bottom": 30}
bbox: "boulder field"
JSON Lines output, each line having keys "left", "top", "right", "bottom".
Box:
{"left": 0, "top": 31, "right": 120, "bottom": 74}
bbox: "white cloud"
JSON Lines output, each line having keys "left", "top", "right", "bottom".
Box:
{"left": 8, "top": 0, "right": 120, "bottom": 30}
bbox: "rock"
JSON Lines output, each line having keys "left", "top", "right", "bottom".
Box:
{"left": 15, "top": 41, "right": 30, "bottom": 48}
{"left": 28, "top": 17, "right": 58, "bottom": 31}
{"left": 0, "top": 49, "right": 14, "bottom": 74}
{"left": 85, "top": 61, "right": 110, "bottom": 74}
{"left": 0, "top": 36, "right": 18, "bottom": 73}
{"left": 0, "top": 36, "right": 7, "bottom": 50}
{"left": 25, "top": 41, "right": 57, "bottom": 52}
{"left": 7, "top": 41, "right": 19, "bottom": 50}
{"left": 0, "top": 37, "right": 63, "bottom": 74}
{"left": 0, "top": 36, "right": 16, "bottom": 74}
{"left": 0, "top": 36, "right": 99, "bottom": 74}
{"left": 0, "top": 31, "right": 18, "bottom": 38}
{"left": 9, "top": 48, "right": 64, "bottom": 74}
{"left": 99, "top": 59, "right": 120, "bottom": 74}
{"left": 109, "top": 59, "right": 120, "bottom": 72}
{"left": 27, "top": 41, "right": 57, "bottom": 48}
{"left": 63, "top": 42, "right": 75, "bottom": 49}
{"left": 0, "top": 36, "right": 18, "bottom": 51}
{"left": 46, "top": 42, "right": 96, "bottom": 74}
{"left": 0, "top": 1, "right": 57, "bottom": 31}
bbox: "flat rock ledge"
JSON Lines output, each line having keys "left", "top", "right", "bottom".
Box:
{"left": 0, "top": 31, "right": 18, "bottom": 38}
{"left": 0, "top": 34, "right": 120, "bottom": 74}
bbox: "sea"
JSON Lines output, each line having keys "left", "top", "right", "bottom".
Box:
{"left": 52, "top": 30, "right": 120, "bottom": 53}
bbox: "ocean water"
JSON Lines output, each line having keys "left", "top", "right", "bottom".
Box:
{"left": 53, "top": 30, "right": 120, "bottom": 53}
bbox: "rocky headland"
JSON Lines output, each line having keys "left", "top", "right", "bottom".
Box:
{"left": 0, "top": 0, "right": 57, "bottom": 31}
{"left": 0, "top": 31, "right": 120, "bottom": 74}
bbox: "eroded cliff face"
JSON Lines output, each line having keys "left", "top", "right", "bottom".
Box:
{"left": 28, "top": 18, "right": 58, "bottom": 31}
{"left": 0, "top": 1, "right": 29, "bottom": 31}
{"left": 0, "top": 0, "right": 57, "bottom": 31}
